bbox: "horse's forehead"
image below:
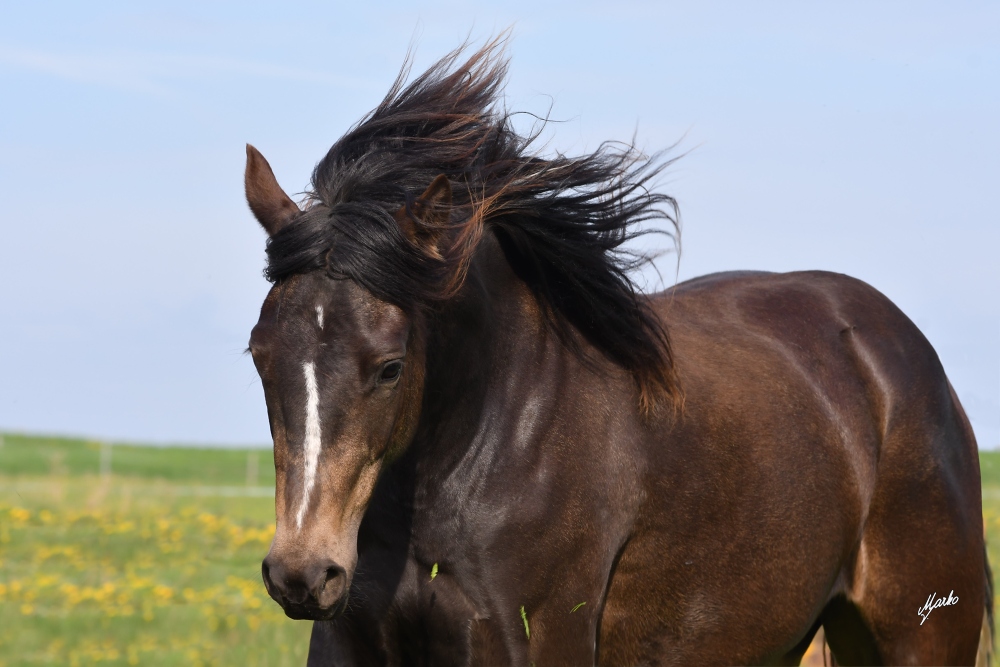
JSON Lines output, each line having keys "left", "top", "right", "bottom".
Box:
{"left": 259, "top": 274, "right": 348, "bottom": 318}
{"left": 258, "top": 274, "right": 408, "bottom": 340}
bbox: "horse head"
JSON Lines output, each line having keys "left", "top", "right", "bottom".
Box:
{"left": 244, "top": 145, "right": 447, "bottom": 620}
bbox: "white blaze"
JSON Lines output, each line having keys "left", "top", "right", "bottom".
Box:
{"left": 316, "top": 305, "right": 324, "bottom": 328}
{"left": 297, "top": 361, "right": 322, "bottom": 529}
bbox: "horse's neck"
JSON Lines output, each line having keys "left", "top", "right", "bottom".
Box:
{"left": 415, "top": 231, "right": 553, "bottom": 463}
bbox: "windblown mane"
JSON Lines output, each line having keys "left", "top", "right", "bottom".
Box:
{"left": 264, "top": 37, "right": 680, "bottom": 412}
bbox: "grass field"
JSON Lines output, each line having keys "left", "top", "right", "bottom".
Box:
{"left": 0, "top": 434, "right": 308, "bottom": 666}
{"left": 1, "top": 433, "right": 998, "bottom": 665}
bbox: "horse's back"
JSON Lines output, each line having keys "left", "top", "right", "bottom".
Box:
{"left": 597, "top": 270, "right": 985, "bottom": 665}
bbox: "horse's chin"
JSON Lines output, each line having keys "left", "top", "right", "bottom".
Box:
{"left": 278, "top": 593, "right": 349, "bottom": 621}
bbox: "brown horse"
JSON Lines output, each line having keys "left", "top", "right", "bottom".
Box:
{"left": 244, "top": 41, "right": 989, "bottom": 665}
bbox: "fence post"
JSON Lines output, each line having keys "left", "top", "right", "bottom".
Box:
{"left": 246, "top": 450, "right": 258, "bottom": 487}
{"left": 100, "top": 441, "right": 112, "bottom": 479}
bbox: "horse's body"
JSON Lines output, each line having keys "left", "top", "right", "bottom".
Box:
{"left": 305, "top": 241, "right": 986, "bottom": 666}
{"left": 243, "top": 41, "right": 988, "bottom": 665}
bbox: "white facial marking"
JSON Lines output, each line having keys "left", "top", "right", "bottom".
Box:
{"left": 316, "top": 305, "right": 324, "bottom": 329}
{"left": 296, "top": 361, "right": 322, "bottom": 529}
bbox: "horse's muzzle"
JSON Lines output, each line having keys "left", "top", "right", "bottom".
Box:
{"left": 261, "top": 556, "right": 349, "bottom": 620}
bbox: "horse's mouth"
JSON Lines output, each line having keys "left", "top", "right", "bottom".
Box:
{"left": 275, "top": 592, "right": 349, "bottom": 621}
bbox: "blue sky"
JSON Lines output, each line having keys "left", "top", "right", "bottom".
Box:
{"left": 1, "top": 2, "right": 997, "bottom": 447}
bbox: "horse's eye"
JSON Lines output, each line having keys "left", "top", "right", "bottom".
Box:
{"left": 379, "top": 361, "right": 403, "bottom": 384}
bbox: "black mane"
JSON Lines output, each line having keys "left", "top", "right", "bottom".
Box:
{"left": 264, "top": 38, "right": 680, "bottom": 410}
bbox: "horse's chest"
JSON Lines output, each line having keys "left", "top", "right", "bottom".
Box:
{"left": 377, "top": 569, "right": 513, "bottom": 666}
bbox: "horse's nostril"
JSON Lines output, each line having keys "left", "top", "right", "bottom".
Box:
{"left": 314, "top": 565, "right": 347, "bottom": 608}
{"left": 261, "top": 560, "right": 273, "bottom": 591}
{"left": 262, "top": 558, "right": 306, "bottom": 603}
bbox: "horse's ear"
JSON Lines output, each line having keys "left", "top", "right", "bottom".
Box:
{"left": 245, "top": 144, "right": 300, "bottom": 236}
{"left": 395, "top": 174, "right": 452, "bottom": 260}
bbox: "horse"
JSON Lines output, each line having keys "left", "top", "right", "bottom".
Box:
{"left": 243, "top": 40, "right": 990, "bottom": 665}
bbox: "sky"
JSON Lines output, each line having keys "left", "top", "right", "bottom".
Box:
{"left": 0, "top": 1, "right": 997, "bottom": 448}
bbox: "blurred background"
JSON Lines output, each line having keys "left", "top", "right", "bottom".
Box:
{"left": 1, "top": 1, "right": 996, "bottom": 448}
{"left": 1, "top": 2, "right": 997, "bottom": 664}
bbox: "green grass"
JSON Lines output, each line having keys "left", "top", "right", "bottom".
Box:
{"left": 0, "top": 433, "right": 275, "bottom": 485}
{"left": 980, "top": 451, "right": 1000, "bottom": 602}
{"left": 981, "top": 451, "right": 1000, "bottom": 490}
{"left": 0, "top": 433, "right": 305, "bottom": 666}
{"left": 1, "top": 433, "right": 998, "bottom": 665}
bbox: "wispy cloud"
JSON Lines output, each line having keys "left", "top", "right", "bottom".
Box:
{"left": 0, "top": 46, "right": 371, "bottom": 96}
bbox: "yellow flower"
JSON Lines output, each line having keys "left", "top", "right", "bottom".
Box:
{"left": 152, "top": 585, "right": 174, "bottom": 603}
{"left": 36, "top": 574, "right": 58, "bottom": 588}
